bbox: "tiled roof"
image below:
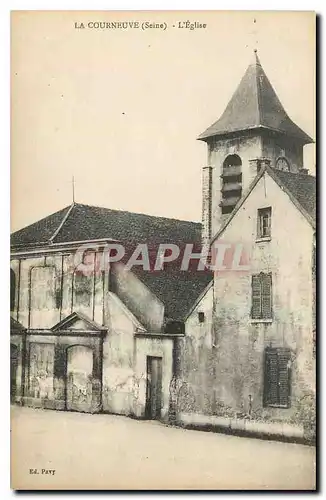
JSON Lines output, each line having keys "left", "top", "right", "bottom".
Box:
{"left": 11, "top": 206, "right": 71, "bottom": 246}
{"left": 11, "top": 203, "right": 202, "bottom": 247}
{"left": 132, "top": 267, "right": 212, "bottom": 321}
{"left": 271, "top": 169, "right": 316, "bottom": 221}
{"left": 198, "top": 51, "right": 313, "bottom": 144}
{"left": 11, "top": 203, "right": 212, "bottom": 322}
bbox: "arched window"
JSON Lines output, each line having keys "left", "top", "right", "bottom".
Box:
{"left": 221, "top": 154, "right": 242, "bottom": 215}
{"left": 10, "top": 269, "right": 16, "bottom": 311}
{"left": 223, "top": 154, "right": 242, "bottom": 172}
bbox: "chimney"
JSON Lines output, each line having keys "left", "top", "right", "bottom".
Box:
{"left": 249, "top": 157, "right": 271, "bottom": 179}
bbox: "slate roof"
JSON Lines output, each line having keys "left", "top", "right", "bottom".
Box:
{"left": 271, "top": 169, "right": 316, "bottom": 221}
{"left": 10, "top": 316, "right": 26, "bottom": 332}
{"left": 11, "top": 203, "right": 213, "bottom": 322}
{"left": 198, "top": 51, "right": 313, "bottom": 144}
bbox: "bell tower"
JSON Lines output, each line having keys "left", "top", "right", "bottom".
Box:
{"left": 199, "top": 50, "right": 313, "bottom": 247}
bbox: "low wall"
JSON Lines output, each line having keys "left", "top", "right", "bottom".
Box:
{"left": 177, "top": 412, "right": 306, "bottom": 441}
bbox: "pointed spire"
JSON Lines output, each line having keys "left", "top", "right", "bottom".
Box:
{"left": 198, "top": 52, "right": 313, "bottom": 144}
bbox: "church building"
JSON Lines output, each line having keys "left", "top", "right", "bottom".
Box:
{"left": 10, "top": 51, "right": 316, "bottom": 441}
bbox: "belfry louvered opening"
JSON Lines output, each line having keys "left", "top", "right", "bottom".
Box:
{"left": 220, "top": 154, "right": 242, "bottom": 215}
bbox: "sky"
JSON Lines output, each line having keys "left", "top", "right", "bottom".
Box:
{"left": 11, "top": 11, "right": 315, "bottom": 231}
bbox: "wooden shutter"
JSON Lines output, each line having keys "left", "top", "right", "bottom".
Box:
{"left": 264, "top": 347, "right": 291, "bottom": 408}
{"left": 261, "top": 273, "right": 272, "bottom": 319}
{"left": 277, "top": 349, "right": 291, "bottom": 407}
{"left": 264, "top": 348, "right": 278, "bottom": 405}
{"left": 251, "top": 275, "right": 262, "bottom": 319}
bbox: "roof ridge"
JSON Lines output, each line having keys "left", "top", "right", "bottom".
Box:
{"left": 254, "top": 54, "right": 262, "bottom": 127}
{"left": 73, "top": 202, "right": 201, "bottom": 225}
{"left": 49, "top": 202, "right": 76, "bottom": 242}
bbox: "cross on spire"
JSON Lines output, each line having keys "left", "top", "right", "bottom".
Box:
{"left": 252, "top": 17, "right": 258, "bottom": 52}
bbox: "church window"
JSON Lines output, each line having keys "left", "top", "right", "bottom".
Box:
{"left": 220, "top": 155, "right": 242, "bottom": 215}
{"left": 264, "top": 347, "right": 291, "bottom": 408}
{"left": 251, "top": 272, "right": 272, "bottom": 320}
{"left": 257, "top": 207, "right": 272, "bottom": 239}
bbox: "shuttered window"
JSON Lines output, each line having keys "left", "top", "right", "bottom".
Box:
{"left": 251, "top": 273, "right": 272, "bottom": 319}
{"left": 264, "top": 347, "right": 291, "bottom": 408}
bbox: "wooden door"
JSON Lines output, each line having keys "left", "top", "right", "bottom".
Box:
{"left": 146, "top": 356, "right": 162, "bottom": 419}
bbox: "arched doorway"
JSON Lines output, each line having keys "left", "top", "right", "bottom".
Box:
{"left": 10, "top": 344, "right": 18, "bottom": 402}
{"left": 66, "top": 345, "right": 93, "bottom": 412}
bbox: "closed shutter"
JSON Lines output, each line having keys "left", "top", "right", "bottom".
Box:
{"left": 261, "top": 273, "right": 272, "bottom": 319}
{"left": 264, "top": 348, "right": 278, "bottom": 405}
{"left": 264, "top": 348, "right": 291, "bottom": 408}
{"left": 277, "top": 349, "right": 291, "bottom": 407}
{"left": 251, "top": 273, "right": 272, "bottom": 319}
{"left": 54, "top": 344, "right": 67, "bottom": 379}
{"left": 252, "top": 275, "right": 262, "bottom": 319}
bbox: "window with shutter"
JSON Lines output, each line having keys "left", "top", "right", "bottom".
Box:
{"left": 251, "top": 275, "right": 262, "bottom": 319}
{"left": 261, "top": 274, "right": 272, "bottom": 319}
{"left": 251, "top": 273, "right": 272, "bottom": 319}
{"left": 264, "top": 347, "right": 291, "bottom": 408}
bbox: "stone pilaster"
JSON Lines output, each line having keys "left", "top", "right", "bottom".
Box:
{"left": 201, "top": 165, "right": 213, "bottom": 249}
